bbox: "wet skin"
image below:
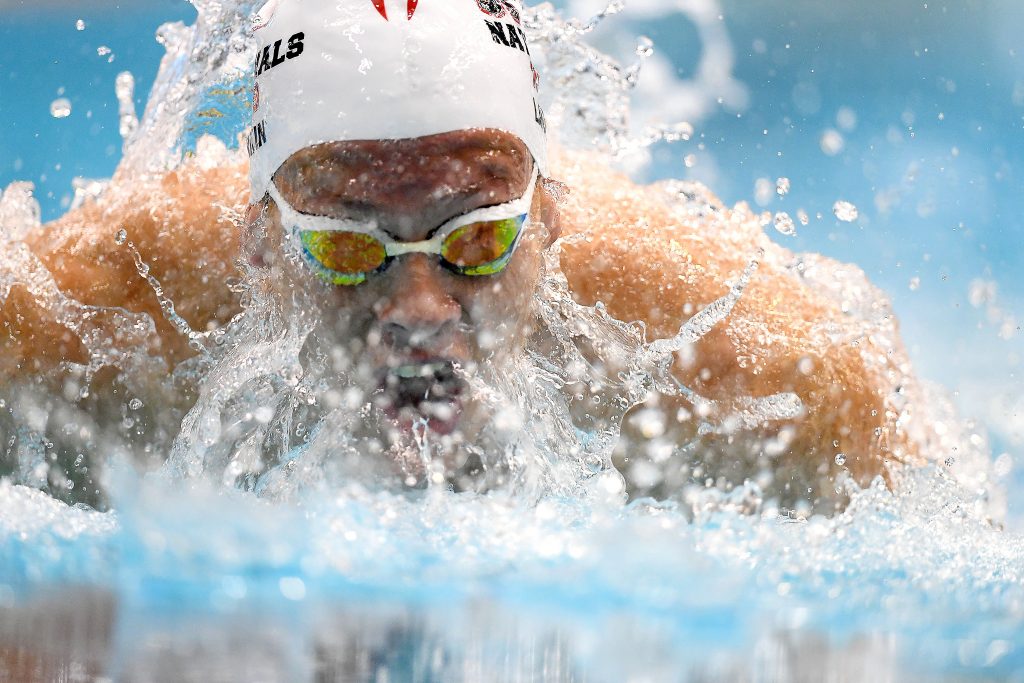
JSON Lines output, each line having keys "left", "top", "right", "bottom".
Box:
{"left": 248, "top": 129, "right": 561, "bottom": 445}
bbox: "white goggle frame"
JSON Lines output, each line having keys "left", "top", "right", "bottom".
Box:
{"left": 267, "top": 168, "right": 539, "bottom": 260}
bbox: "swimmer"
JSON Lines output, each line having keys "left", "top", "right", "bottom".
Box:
{"left": 2, "top": 0, "right": 926, "bottom": 511}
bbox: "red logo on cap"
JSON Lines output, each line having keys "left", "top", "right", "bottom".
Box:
{"left": 477, "top": 0, "right": 519, "bottom": 23}
{"left": 371, "top": 0, "right": 420, "bottom": 20}
{"left": 476, "top": 0, "right": 505, "bottom": 17}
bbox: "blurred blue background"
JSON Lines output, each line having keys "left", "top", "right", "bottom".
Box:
{"left": 1, "top": 0, "right": 1021, "bottom": 510}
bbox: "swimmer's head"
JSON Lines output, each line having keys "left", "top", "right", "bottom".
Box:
{"left": 244, "top": 1, "right": 561, "bottom": 471}
{"left": 246, "top": 0, "right": 547, "bottom": 199}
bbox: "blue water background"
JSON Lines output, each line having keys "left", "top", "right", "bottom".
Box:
{"left": 1, "top": 0, "right": 1021, "bottom": 521}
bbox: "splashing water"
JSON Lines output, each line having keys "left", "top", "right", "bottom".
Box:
{"left": 0, "top": 1, "right": 1021, "bottom": 681}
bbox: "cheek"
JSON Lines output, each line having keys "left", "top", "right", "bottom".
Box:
{"left": 461, "top": 232, "right": 544, "bottom": 344}
{"left": 278, "top": 261, "right": 377, "bottom": 339}
{"left": 321, "top": 286, "right": 377, "bottom": 333}
{"left": 311, "top": 289, "right": 382, "bottom": 375}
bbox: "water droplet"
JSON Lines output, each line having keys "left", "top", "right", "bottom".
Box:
{"left": 909, "top": 276, "right": 920, "bottom": 291}
{"left": 754, "top": 177, "right": 774, "bottom": 206}
{"left": 128, "top": 398, "right": 143, "bottom": 410}
{"left": 115, "top": 72, "right": 139, "bottom": 142}
{"left": 663, "top": 121, "right": 694, "bottom": 142}
{"left": 773, "top": 212, "right": 796, "bottom": 236}
{"left": 604, "top": 0, "right": 625, "bottom": 15}
{"left": 114, "top": 228, "right": 127, "bottom": 245}
{"left": 836, "top": 106, "right": 857, "bottom": 131}
{"left": 50, "top": 98, "right": 72, "bottom": 119}
{"left": 820, "top": 129, "right": 845, "bottom": 156}
{"left": 797, "top": 209, "right": 809, "bottom": 225}
{"left": 75, "top": 19, "right": 86, "bottom": 31}
{"left": 833, "top": 200, "right": 859, "bottom": 222}
{"left": 279, "top": 576, "right": 306, "bottom": 601}
{"left": 584, "top": 454, "right": 604, "bottom": 473}
{"left": 968, "top": 278, "right": 997, "bottom": 308}
{"left": 683, "top": 154, "right": 697, "bottom": 168}
{"left": 635, "top": 36, "right": 654, "bottom": 58}
{"left": 776, "top": 177, "right": 790, "bottom": 196}
{"left": 97, "top": 46, "right": 112, "bottom": 57}
{"left": 834, "top": 453, "right": 846, "bottom": 466}
{"left": 993, "top": 453, "right": 1013, "bottom": 478}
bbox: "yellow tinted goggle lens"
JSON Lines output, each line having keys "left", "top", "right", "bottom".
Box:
{"left": 441, "top": 215, "right": 525, "bottom": 275}
{"left": 297, "top": 214, "right": 525, "bottom": 285}
{"left": 300, "top": 230, "right": 386, "bottom": 286}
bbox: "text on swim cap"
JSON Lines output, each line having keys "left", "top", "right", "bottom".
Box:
{"left": 255, "top": 32, "right": 305, "bottom": 78}
{"left": 246, "top": 121, "right": 268, "bottom": 157}
{"left": 484, "top": 21, "right": 530, "bottom": 56}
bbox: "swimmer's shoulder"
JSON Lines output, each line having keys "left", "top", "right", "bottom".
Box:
{"left": 5, "top": 159, "right": 249, "bottom": 383}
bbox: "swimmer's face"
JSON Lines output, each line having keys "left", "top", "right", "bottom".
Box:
{"left": 250, "top": 129, "right": 560, "bottom": 440}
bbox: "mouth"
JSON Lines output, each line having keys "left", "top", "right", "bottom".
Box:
{"left": 375, "top": 360, "right": 466, "bottom": 436}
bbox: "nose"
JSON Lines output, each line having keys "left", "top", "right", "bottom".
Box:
{"left": 374, "top": 254, "right": 462, "bottom": 343}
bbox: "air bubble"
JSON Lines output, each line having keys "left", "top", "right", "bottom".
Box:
{"left": 75, "top": 19, "right": 86, "bottom": 31}
{"left": 114, "top": 228, "right": 128, "bottom": 245}
{"left": 835, "top": 453, "right": 846, "bottom": 466}
{"left": 128, "top": 398, "right": 144, "bottom": 410}
{"left": 776, "top": 177, "right": 790, "bottom": 196}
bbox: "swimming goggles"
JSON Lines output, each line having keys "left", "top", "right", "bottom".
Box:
{"left": 267, "top": 169, "right": 538, "bottom": 286}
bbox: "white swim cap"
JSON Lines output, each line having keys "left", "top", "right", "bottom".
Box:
{"left": 246, "top": 0, "right": 548, "bottom": 198}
